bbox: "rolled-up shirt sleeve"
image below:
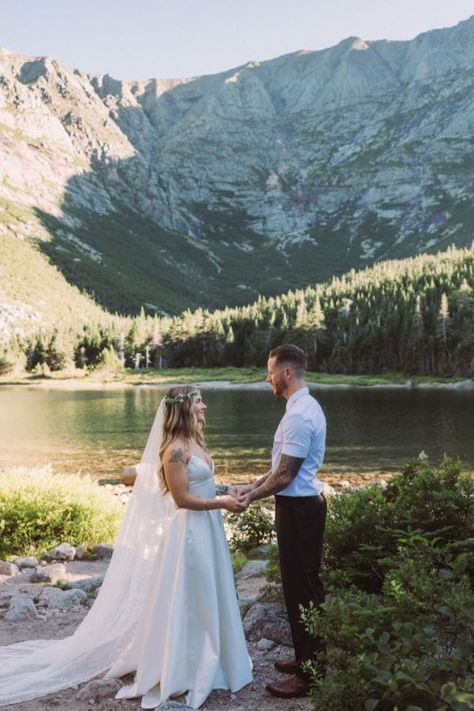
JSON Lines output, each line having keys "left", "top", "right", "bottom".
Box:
{"left": 280, "top": 413, "right": 312, "bottom": 459}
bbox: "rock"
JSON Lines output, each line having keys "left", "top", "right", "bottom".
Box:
{"left": 38, "top": 586, "right": 87, "bottom": 611}
{"left": 14, "top": 556, "right": 38, "bottom": 569}
{"left": 250, "top": 543, "right": 272, "bottom": 556}
{"left": 152, "top": 701, "right": 199, "bottom": 710}
{"left": 69, "top": 575, "right": 104, "bottom": 594}
{"left": 257, "top": 637, "right": 276, "bottom": 650}
{"left": 122, "top": 465, "right": 138, "bottom": 486}
{"left": 5, "top": 595, "right": 37, "bottom": 621}
{"left": 45, "top": 543, "right": 76, "bottom": 561}
{"left": 12, "top": 567, "right": 36, "bottom": 583}
{"left": 322, "top": 482, "right": 336, "bottom": 497}
{"left": 243, "top": 602, "right": 292, "bottom": 646}
{"left": 31, "top": 563, "right": 66, "bottom": 584}
{"left": 237, "top": 560, "right": 269, "bottom": 579}
{"left": 91, "top": 544, "right": 114, "bottom": 559}
{"left": 75, "top": 545, "right": 88, "bottom": 559}
{"left": 338, "top": 480, "right": 351, "bottom": 489}
{"left": 76, "top": 678, "right": 123, "bottom": 701}
{"left": 0, "top": 561, "right": 19, "bottom": 576}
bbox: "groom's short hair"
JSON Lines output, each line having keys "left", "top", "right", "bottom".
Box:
{"left": 269, "top": 344, "right": 307, "bottom": 377}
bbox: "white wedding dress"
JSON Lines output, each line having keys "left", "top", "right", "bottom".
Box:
{"left": 110, "top": 454, "right": 252, "bottom": 708}
{"left": 0, "top": 424, "right": 252, "bottom": 709}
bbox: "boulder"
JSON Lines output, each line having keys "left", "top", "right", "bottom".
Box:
{"left": 237, "top": 559, "right": 269, "bottom": 579}
{"left": 74, "top": 545, "right": 88, "bottom": 560}
{"left": 257, "top": 637, "right": 276, "bottom": 650}
{"left": 91, "top": 544, "right": 114, "bottom": 559}
{"left": 0, "top": 561, "right": 19, "bottom": 576}
{"left": 76, "top": 678, "right": 123, "bottom": 701}
{"left": 31, "top": 563, "right": 66, "bottom": 584}
{"left": 69, "top": 575, "right": 104, "bottom": 594}
{"left": 38, "top": 586, "right": 87, "bottom": 611}
{"left": 243, "top": 602, "right": 292, "bottom": 646}
{"left": 45, "top": 543, "right": 76, "bottom": 561}
{"left": 5, "top": 595, "right": 37, "bottom": 621}
{"left": 122, "top": 465, "right": 138, "bottom": 486}
{"left": 14, "top": 556, "right": 38, "bottom": 569}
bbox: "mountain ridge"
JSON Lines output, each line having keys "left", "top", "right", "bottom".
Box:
{"left": 1, "top": 15, "right": 474, "bottom": 314}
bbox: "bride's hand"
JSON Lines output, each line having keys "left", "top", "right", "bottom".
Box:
{"left": 220, "top": 495, "right": 247, "bottom": 513}
{"left": 229, "top": 484, "right": 252, "bottom": 498}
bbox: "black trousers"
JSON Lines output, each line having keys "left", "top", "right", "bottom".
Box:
{"left": 275, "top": 494, "right": 327, "bottom": 678}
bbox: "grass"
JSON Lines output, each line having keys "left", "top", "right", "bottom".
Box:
{"left": 0, "top": 466, "right": 123, "bottom": 558}
{"left": 0, "top": 367, "right": 471, "bottom": 388}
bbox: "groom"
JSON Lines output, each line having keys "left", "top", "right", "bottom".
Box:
{"left": 234, "top": 344, "right": 327, "bottom": 698}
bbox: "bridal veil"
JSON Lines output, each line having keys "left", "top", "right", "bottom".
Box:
{"left": 0, "top": 399, "right": 176, "bottom": 706}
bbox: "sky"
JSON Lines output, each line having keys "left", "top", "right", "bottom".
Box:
{"left": 1, "top": 0, "right": 473, "bottom": 81}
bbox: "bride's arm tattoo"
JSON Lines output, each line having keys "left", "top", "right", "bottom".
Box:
{"left": 248, "top": 454, "right": 304, "bottom": 502}
{"left": 169, "top": 447, "right": 185, "bottom": 464}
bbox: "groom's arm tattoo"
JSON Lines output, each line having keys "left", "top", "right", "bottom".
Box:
{"left": 254, "top": 469, "right": 272, "bottom": 488}
{"left": 248, "top": 455, "right": 304, "bottom": 502}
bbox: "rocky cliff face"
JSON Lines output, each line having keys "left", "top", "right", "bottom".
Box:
{"left": 1, "top": 16, "right": 473, "bottom": 314}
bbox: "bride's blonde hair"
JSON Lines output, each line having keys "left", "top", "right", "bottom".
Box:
{"left": 158, "top": 385, "right": 207, "bottom": 492}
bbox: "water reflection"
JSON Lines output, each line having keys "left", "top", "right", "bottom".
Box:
{"left": 0, "top": 386, "right": 472, "bottom": 481}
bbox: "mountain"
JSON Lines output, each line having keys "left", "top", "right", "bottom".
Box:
{"left": 1, "top": 16, "right": 474, "bottom": 315}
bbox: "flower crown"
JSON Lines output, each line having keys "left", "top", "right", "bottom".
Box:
{"left": 163, "top": 389, "right": 200, "bottom": 405}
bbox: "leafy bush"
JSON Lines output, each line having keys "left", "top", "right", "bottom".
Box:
{"left": 0, "top": 467, "right": 123, "bottom": 557}
{"left": 301, "top": 458, "right": 474, "bottom": 710}
{"left": 226, "top": 502, "right": 275, "bottom": 553}
{"left": 302, "top": 536, "right": 474, "bottom": 711}
{"left": 324, "top": 458, "right": 474, "bottom": 592}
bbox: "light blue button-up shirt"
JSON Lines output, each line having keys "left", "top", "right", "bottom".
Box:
{"left": 272, "top": 386, "right": 326, "bottom": 496}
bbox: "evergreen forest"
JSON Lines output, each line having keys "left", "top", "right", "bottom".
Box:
{"left": 2, "top": 244, "right": 473, "bottom": 378}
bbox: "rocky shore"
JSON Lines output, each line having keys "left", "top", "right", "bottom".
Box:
{"left": 0, "top": 541, "right": 311, "bottom": 711}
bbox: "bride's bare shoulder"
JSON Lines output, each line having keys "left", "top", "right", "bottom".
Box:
{"left": 163, "top": 439, "right": 190, "bottom": 466}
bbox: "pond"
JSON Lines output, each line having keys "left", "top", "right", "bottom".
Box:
{"left": 1, "top": 386, "right": 473, "bottom": 483}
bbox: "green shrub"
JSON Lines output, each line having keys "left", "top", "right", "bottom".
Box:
{"left": 226, "top": 502, "right": 275, "bottom": 553}
{"left": 301, "top": 459, "right": 474, "bottom": 710}
{"left": 324, "top": 458, "right": 474, "bottom": 593}
{"left": 0, "top": 467, "right": 123, "bottom": 557}
{"left": 302, "top": 538, "right": 474, "bottom": 711}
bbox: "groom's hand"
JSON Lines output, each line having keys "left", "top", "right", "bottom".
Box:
{"left": 229, "top": 484, "right": 252, "bottom": 498}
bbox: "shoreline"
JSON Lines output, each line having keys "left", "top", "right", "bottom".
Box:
{"left": 0, "top": 369, "right": 473, "bottom": 391}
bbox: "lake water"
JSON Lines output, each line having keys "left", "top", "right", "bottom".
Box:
{"left": 1, "top": 386, "right": 473, "bottom": 483}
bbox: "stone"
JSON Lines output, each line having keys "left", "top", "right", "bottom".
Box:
{"left": 322, "top": 482, "right": 336, "bottom": 497}
{"left": 76, "top": 678, "right": 123, "bottom": 701}
{"left": 31, "top": 563, "right": 66, "bottom": 584}
{"left": 237, "top": 559, "right": 269, "bottom": 579}
{"left": 91, "top": 544, "right": 114, "bottom": 559}
{"left": 257, "top": 637, "right": 276, "bottom": 650}
{"left": 153, "top": 701, "right": 195, "bottom": 710}
{"left": 69, "top": 575, "right": 104, "bottom": 594}
{"left": 243, "top": 602, "right": 292, "bottom": 646}
{"left": 122, "top": 465, "right": 138, "bottom": 486}
{"left": 45, "top": 543, "right": 76, "bottom": 561}
{"left": 5, "top": 595, "right": 37, "bottom": 621}
{"left": 75, "top": 545, "right": 88, "bottom": 559}
{"left": 0, "top": 561, "right": 19, "bottom": 576}
{"left": 250, "top": 543, "right": 272, "bottom": 556}
{"left": 38, "top": 586, "right": 87, "bottom": 611}
{"left": 14, "top": 556, "right": 38, "bottom": 569}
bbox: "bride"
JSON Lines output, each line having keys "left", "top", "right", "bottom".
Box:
{"left": 0, "top": 385, "right": 253, "bottom": 709}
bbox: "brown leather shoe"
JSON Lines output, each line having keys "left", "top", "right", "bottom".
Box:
{"left": 274, "top": 658, "right": 299, "bottom": 674}
{"left": 266, "top": 674, "right": 310, "bottom": 698}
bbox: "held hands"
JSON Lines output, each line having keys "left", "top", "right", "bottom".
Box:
{"left": 228, "top": 484, "right": 252, "bottom": 498}
{"left": 220, "top": 494, "right": 247, "bottom": 513}
{"left": 228, "top": 484, "right": 253, "bottom": 514}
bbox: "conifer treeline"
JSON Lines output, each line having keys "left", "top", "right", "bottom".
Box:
{"left": 2, "top": 245, "right": 473, "bottom": 377}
